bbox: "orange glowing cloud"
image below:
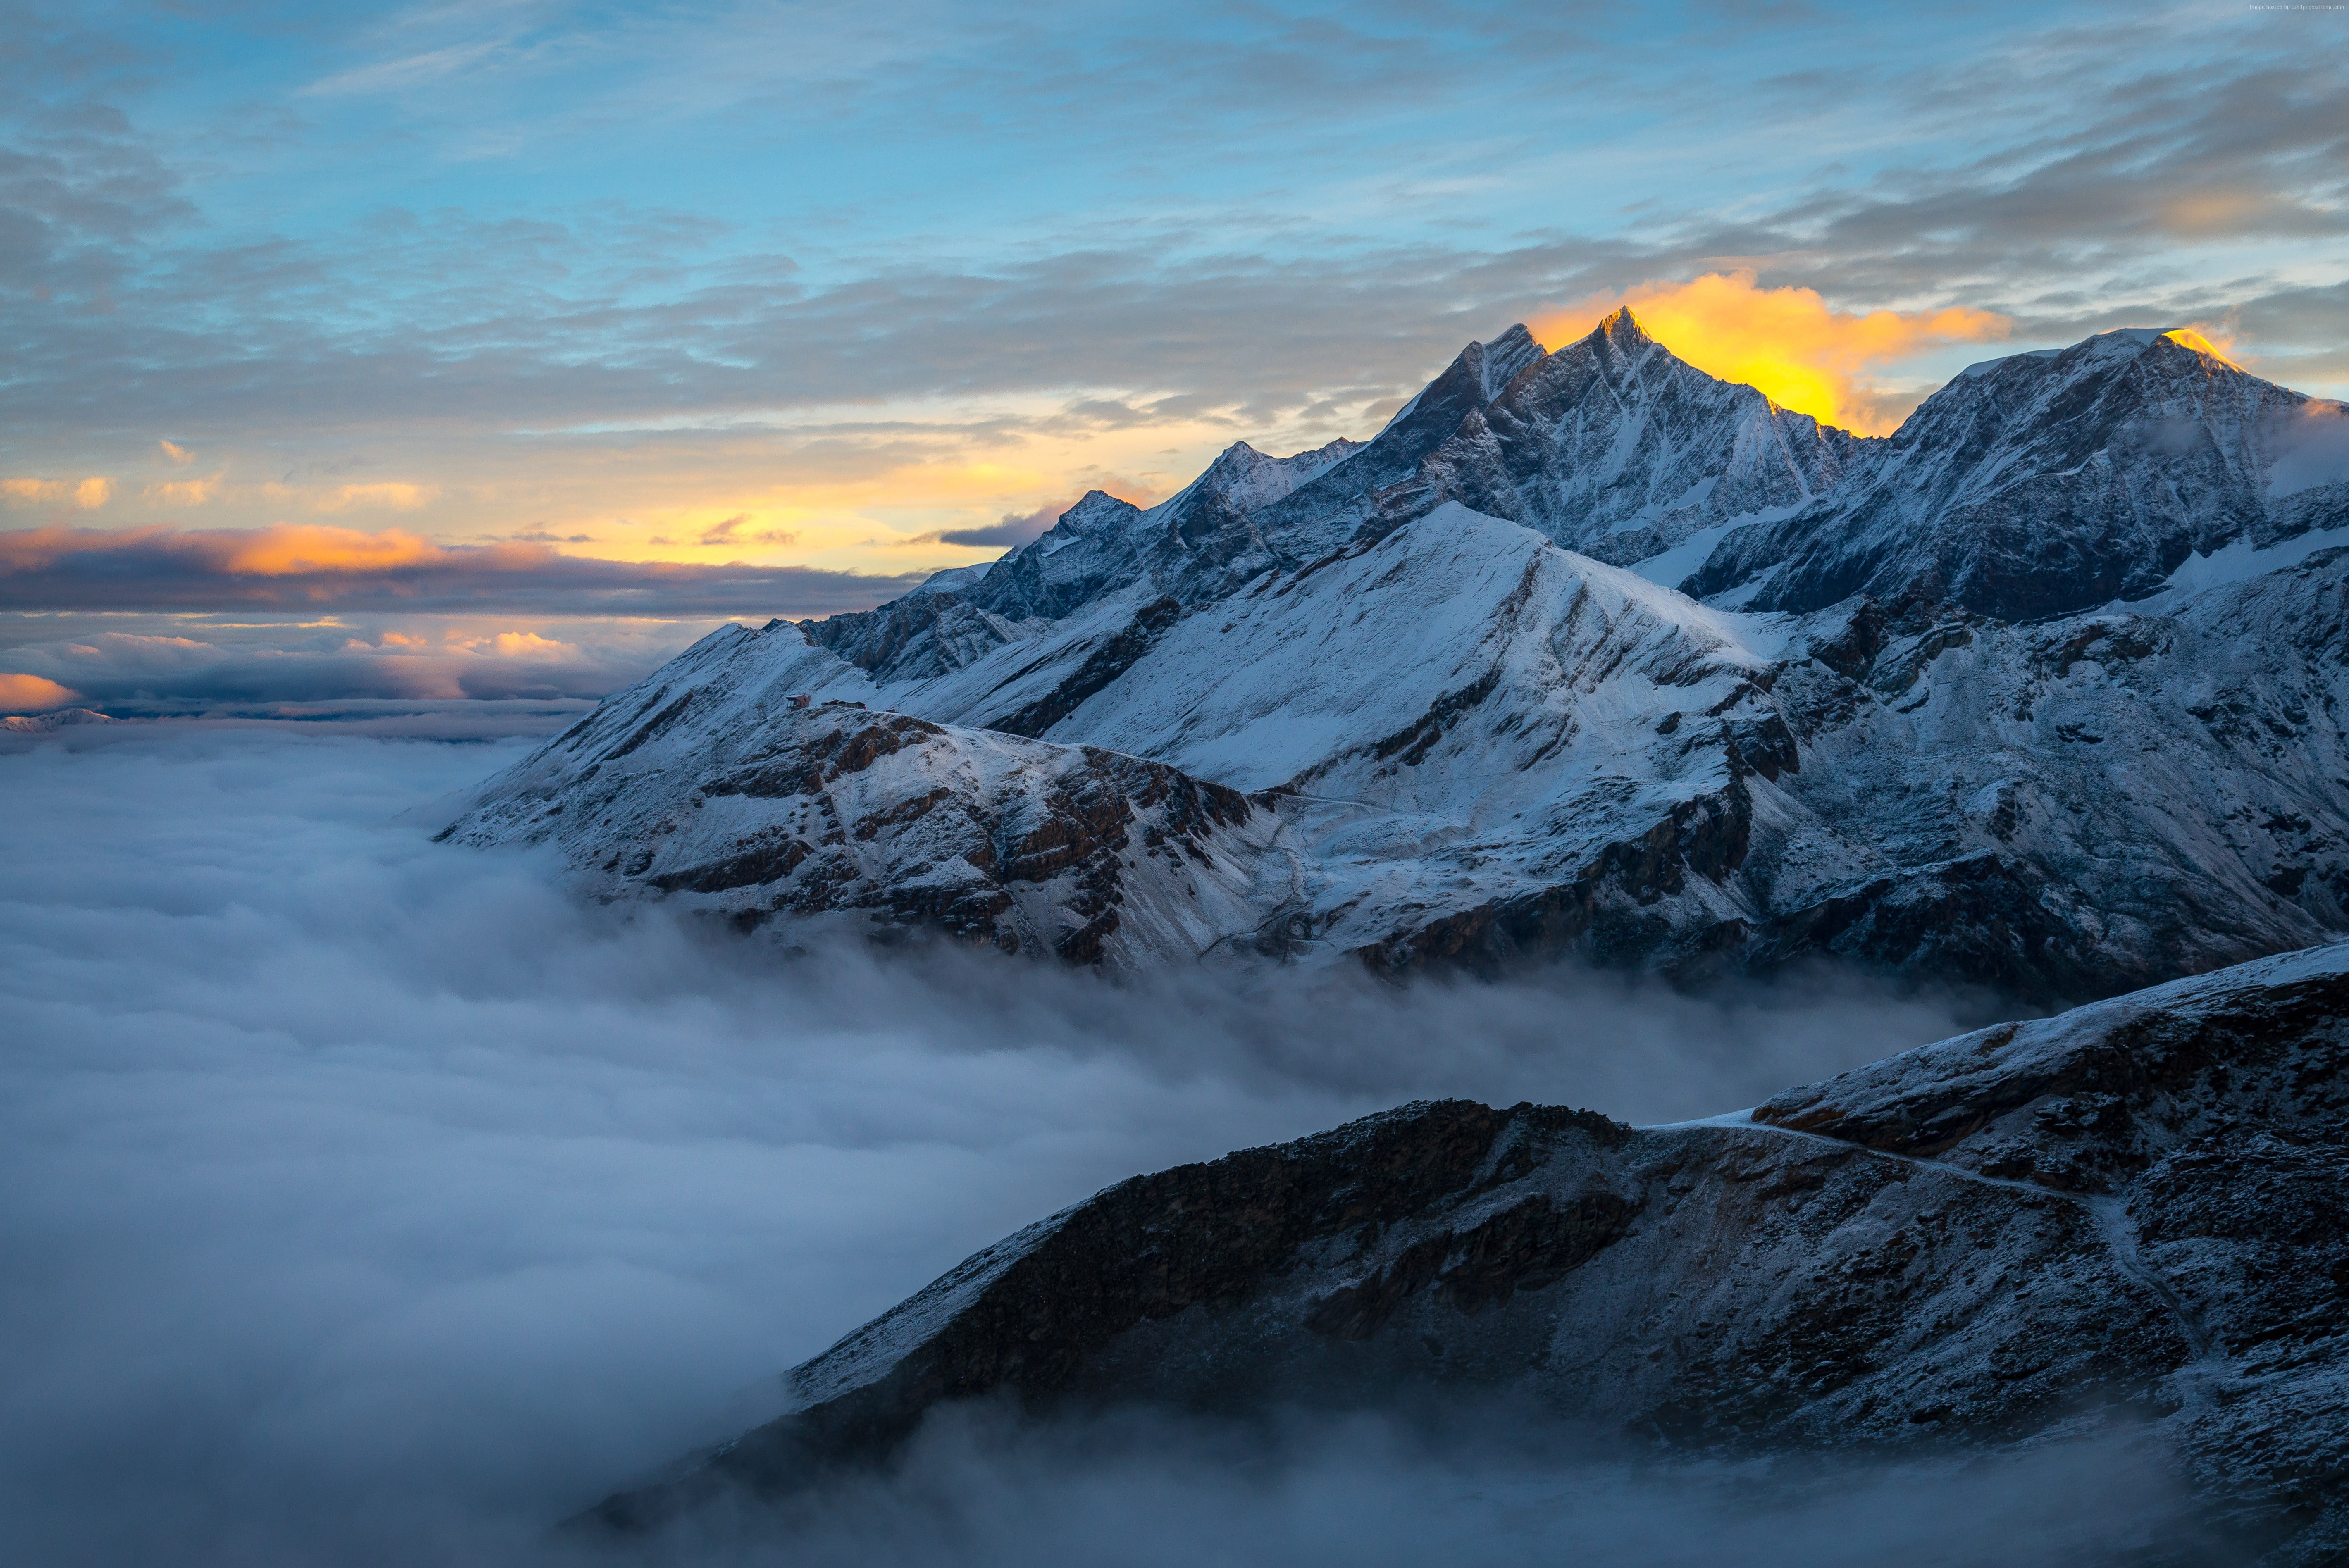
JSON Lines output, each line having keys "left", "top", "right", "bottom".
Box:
{"left": 215, "top": 526, "right": 446, "bottom": 575}
{"left": 309, "top": 482, "right": 436, "bottom": 512}
{"left": 2, "top": 477, "right": 114, "bottom": 509}
{"left": 145, "top": 475, "right": 224, "bottom": 506}
{"left": 1532, "top": 272, "right": 2011, "bottom": 435}
{"left": 0, "top": 672, "right": 83, "bottom": 713}
{"left": 454, "top": 630, "right": 577, "bottom": 658}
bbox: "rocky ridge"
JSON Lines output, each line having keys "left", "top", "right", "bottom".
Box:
{"left": 439, "top": 660, "right": 1284, "bottom": 965}
{"left": 582, "top": 942, "right": 2349, "bottom": 1563}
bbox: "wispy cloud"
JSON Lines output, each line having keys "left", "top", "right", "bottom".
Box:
{"left": 1, "top": 1, "right": 2344, "bottom": 595}
{"left": 2, "top": 477, "right": 114, "bottom": 509}
{"left": 696, "top": 512, "right": 798, "bottom": 549}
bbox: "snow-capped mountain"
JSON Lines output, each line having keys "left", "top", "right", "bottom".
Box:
{"left": 446, "top": 314, "right": 2349, "bottom": 998}
{"left": 1690, "top": 327, "right": 2349, "bottom": 619}
{"left": 576, "top": 943, "right": 2349, "bottom": 1562}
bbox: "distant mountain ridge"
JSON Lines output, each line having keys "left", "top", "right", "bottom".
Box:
{"left": 446, "top": 312, "right": 2349, "bottom": 1000}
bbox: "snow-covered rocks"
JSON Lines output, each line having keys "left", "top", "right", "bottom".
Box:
{"left": 1376, "top": 308, "right": 1869, "bottom": 571}
{"left": 0, "top": 708, "right": 122, "bottom": 734}
{"left": 439, "top": 660, "right": 1286, "bottom": 965}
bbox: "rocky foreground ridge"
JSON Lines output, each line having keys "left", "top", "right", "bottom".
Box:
{"left": 445, "top": 315, "right": 2349, "bottom": 999}
{"left": 583, "top": 943, "right": 2349, "bottom": 1562}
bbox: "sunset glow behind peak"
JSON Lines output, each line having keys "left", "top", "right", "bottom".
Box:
{"left": 1536, "top": 274, "right": 2013, "bottom": 436}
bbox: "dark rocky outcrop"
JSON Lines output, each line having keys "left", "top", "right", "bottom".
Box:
{"left": 580, "top": 944, "right": 2349, "bottom": 1561}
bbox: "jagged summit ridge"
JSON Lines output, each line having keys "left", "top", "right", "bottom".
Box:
{"left": 1380, "top": 305, "right": 1870, "bottom": 572}
{"left": 803, "top": 311, "right": 1873, "bottom": 689}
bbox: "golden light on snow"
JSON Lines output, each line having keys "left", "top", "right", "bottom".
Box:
{"left": 2163, "top": 326, "right": 2241, "bottom": 368}
{"left": 1533, "top": 272, "right": 2010, "bottom": 436}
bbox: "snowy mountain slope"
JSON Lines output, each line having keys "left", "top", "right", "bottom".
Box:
{"left": 437, "top": 631, "right": 1288, "bottom": 965}
{"left": 929, "top": 505, "right": 1796, "bottom": 971}
{"left": 449, "top": 507, "right": 2349, "bottom": 993}
{"left": 1690, "top": 328, "right": 2349, "bottom": 620}
{"left": 447, "top": 508, "right": 1794, "bottom": 972}
{"left": 1741, "top": 551, "right": 2349, "bottom": 995}
{"left": 579, "top": 944, "right": 2349, "bottom": 1563}
{"left": 1004, "top": 503, "right": 1781, "bottom": 790}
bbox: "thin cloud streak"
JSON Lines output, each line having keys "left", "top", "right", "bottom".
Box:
{"left": 0, "top": 524, "right": 926, "bottom": 616}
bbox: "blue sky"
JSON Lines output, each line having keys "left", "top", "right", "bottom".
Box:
{"left": 2, "top": 0, "right": 2345, "bottom": 710}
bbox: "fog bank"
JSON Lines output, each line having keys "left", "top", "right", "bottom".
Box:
{"left": 1, "top": 726, "right": 2073, "bottom": 1566}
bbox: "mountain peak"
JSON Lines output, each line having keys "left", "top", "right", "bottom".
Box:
{"left": 1592, "top": 305, "right": 1651, "bottom": 345}
{"left": 2157, "top": 326, "right": 2238, "bottom": 367}
{"left": 1485, "top": 322, "right": 1542, "bottom": 356}
{"left": 2077, "top": 326, "right": 2242, "bottom": 371}
{"left": 1958, "top": 325, "right": 2245, "bottom": 383}
{"left": 1469, "top": 324, "right": 1546, "bottom": 400}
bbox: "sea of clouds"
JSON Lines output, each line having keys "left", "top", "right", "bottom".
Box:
{"left": 0, "top": 724, "right": 2213, "bottom": 1565}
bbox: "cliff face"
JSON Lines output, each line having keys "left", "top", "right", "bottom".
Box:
{"left": 583, "top": 943, "right": 2349, "bottom": 1563}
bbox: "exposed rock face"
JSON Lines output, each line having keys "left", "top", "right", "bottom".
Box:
{"left": 582, "top": 944, "right": 2349, "bottom": 1563}
{"left": 1691, "top": 329, "right": 2349, "bottom": 620}
{"left": 438, "top": 651, "right": 1285, "bottom": 965}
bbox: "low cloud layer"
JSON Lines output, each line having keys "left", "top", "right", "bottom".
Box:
{"left": 0, "top": 611, "right": 726, "bottom": 714}
{"left": 0, "top": 525, "right": 924, "bottom": 617}
{"left": 649, "top": 1404, "right": 2218, "bottom": 1568}
{"left": 0, "top": 723, "right": 2083, "bottom": 1566}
